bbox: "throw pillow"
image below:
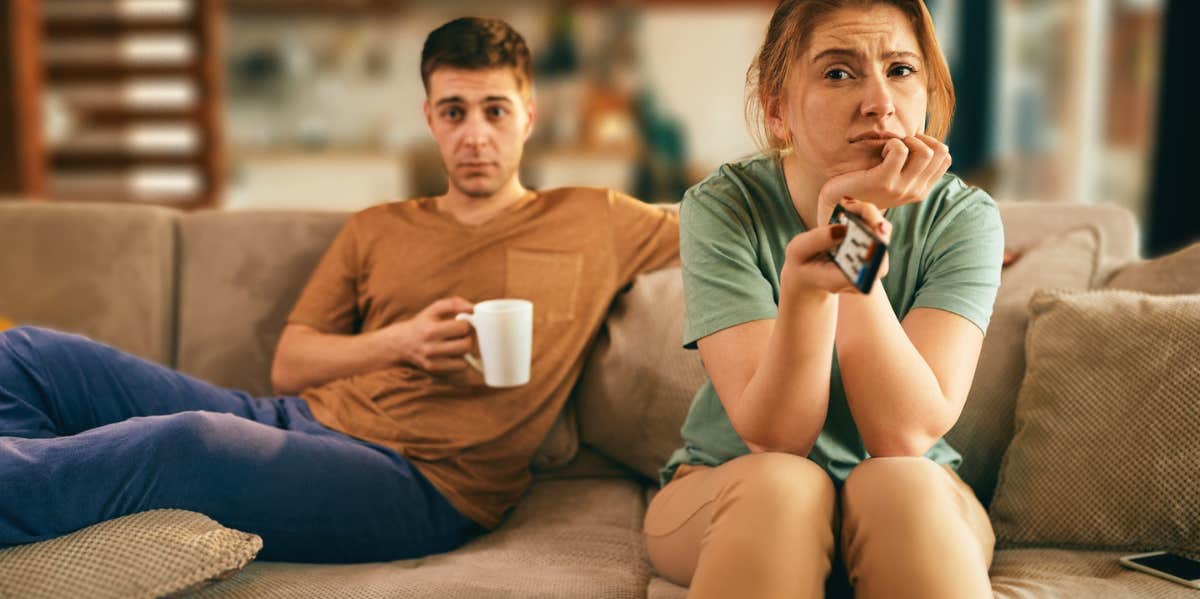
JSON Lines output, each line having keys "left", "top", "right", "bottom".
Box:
{"left": 0, "top": 509, "right": 262, "bottom": 599}
{"left": 947, "top": 226, "right": 1101, "bottom": 504}
{"left": 989, "top": 289, "right": 1200, "bottom": 554}
{"left": 531, "top": 403, "right": 578, "bottom": 472}
{"left": 1104, "top": 242, "right": 1200, "bottom": 295}
{"left": 575, "top": 267, "right": 707, "bottom": 481}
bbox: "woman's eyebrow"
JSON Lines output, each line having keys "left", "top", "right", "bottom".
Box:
{"left": 810, "top": 48, "right": 922, "bottom": 63}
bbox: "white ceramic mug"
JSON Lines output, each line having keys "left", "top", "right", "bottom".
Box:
{"left": 455, "top": 299, "right": 533, "bottom": 387}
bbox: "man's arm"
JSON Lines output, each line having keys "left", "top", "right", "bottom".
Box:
{"left": 610, "top": 191, "right": 681, "bottom": 285}
{"left": 272, "top": 297, "right": 474, "bottom": 395}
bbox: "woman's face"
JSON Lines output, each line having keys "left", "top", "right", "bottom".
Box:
{"left": 772, "top": 4, "right": 929, "bottom": 178}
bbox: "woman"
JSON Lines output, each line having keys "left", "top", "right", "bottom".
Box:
{"left": 643, "top": 1, "right": 1003, "bottom": 598}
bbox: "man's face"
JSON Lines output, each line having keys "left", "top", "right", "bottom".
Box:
{"left": 424, "top": 67, "right": 535, "bottom": 199}
{"left": 772, "top": 4, "right": 928, "bottom": 178}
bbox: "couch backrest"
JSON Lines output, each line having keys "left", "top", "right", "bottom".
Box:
{"left": 991, "top": 201, "right": 1138, "bottom": 266}
{"left": 175, "top": 211, "right": 348, "bottom": 395}
{"left": 0, "top": 201, "right": 177, "bottom": 365}
{"left": 0, "top": 199, "right": 1142, "bottom": 498}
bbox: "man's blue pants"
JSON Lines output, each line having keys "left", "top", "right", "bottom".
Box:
{"left": 0, "top": 326, "right": 483, "bottom": 563}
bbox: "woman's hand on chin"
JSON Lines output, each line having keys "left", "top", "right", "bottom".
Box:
{"left": 815, "top": 133, "right": 951, "bottom": 226}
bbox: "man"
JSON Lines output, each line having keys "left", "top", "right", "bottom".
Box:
{"left": 0, "top": 17, "right": 678, "bottom": 563}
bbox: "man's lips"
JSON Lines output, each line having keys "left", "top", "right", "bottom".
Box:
{"left": 457, "top": 161, "right": 497, "bottom": 169}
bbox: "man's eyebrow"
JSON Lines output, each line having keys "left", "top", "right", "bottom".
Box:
{"left": 811, "top": 48, "right": 922, "bottom": 63}
{"left": 434, "top": 95, "right": 515, "bottom": 107}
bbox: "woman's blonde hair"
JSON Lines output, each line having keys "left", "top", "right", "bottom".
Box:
{"left": 746, "top": 0, "right": 954, "bottom": 152}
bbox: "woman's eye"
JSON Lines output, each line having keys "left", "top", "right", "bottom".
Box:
{"left": 824, "top": 68, "right": 850, "bottom": 81}
{"left": 890, "top": 64, "right": 917, "bottom": 77}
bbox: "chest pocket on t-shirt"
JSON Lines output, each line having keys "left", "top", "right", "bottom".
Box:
{"left": 505, "top": 248, "right": 583, "bottom": 324}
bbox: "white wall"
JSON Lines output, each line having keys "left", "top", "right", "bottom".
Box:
{"left": 638, "top": 6, "right": 774, "bottom": 171}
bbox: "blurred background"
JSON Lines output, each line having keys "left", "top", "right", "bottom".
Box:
{"left": 1, "top": 0, "right": 1196, "bottom": 255}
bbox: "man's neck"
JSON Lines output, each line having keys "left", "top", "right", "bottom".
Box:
{"left": 436, "top": 177, "right": 531, "bottom": 226}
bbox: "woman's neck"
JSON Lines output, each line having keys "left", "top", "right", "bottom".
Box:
{"left": 779, "top": 152, "right": 825, "bottom": 231}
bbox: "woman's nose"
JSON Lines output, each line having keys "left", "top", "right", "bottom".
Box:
{"left": 860, "top": 76, "right": 895, "bottom": 118}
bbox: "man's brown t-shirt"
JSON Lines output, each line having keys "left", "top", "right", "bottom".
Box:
{"left": 286, "top": 187, "right": 679, "bottom": 529}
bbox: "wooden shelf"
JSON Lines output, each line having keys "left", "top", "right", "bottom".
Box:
{"left": 227, "top": 0, "right": 404, "bottom": 13}
{"left": 27, "top": 0, "right": 225, "bottom": 210}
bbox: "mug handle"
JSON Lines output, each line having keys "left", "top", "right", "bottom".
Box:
{"left": 454, "top": 313, "right": 484, "bottom": 373}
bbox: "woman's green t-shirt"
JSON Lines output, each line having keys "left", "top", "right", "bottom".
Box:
{"left": 661, "top": 153, "right": 1004, "bottom": 487}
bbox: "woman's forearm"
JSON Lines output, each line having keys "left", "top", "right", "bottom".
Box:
{"left": 835, "top": 282, "right": 955, "bottom": 456}
{"left": 731, "top": 285, "right": 838, "bottom": 455}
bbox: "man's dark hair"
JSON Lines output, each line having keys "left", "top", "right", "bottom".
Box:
{"left": 420, "top": 17, "right": 533, "bottom": 99}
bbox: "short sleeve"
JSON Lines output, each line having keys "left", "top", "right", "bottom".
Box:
{"left": 286, "top": 216, "right": 361, "bottom": 335}
{"left": 608, "top": 189, "right": 680, "bottom": 287}
{"left": 680, "top": 189, "right": 779, "bottom": 349}
{"left": 909, "top": 190, "right": 1005, "bottom": 333}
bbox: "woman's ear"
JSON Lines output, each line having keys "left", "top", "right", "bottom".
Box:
{"left": 766, "top": 96, "right": 790, "bottom": 145}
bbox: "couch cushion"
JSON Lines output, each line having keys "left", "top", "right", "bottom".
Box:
{"left": 649, "top": 549, "right": 1199, "bottom": 598}
{"left": 989, "top": 290, "right": 1200, "bottom": 554}
{"left": 192, "top": 478, "right": 650, "bottom": 598}
{"left": 0, "top": 509, "right": 261, "bottom": 599}
{"left": 946, "top": 227, "right": 1101, "bottom": 504}
{"left": 0, "top": 201, "right": 177, "bottom": 365}
{"left": 1105, "top": 242, "right": 1200, "bottom": 295}
{"left": 176, "top": 211, "right": 349, "bottom": 396}
{"left": 995, "top": 201, "right": 1139, "bottom": 274}
{"left": 991, "top": 549, "right": 1200, "bottom": 598}
{"left": 575, "top": 267, "right": 707, "bottom": 481}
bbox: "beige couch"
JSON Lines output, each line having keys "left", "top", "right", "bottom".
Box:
{"left": 0, "top": 199, "right": 1194, "bottom": 598}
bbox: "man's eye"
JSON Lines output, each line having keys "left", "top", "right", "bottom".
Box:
{"left": 442, "top": 108, "right": 463, "bottom": 120}
{"left": 824, "top": 69, "right": 850, "bottom": 81}
{"left": 487, "top": 106, "right": 508, "bottom": 118}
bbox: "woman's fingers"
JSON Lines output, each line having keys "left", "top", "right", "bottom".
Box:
{"left": 786, "top": 224, "right": 848, "bottom": 264}
{"left": 899, "top": 135, "right": 935, "bottom": 181}
{"left": 913, "top": 134, "right": 952, "bottom": 190}
{"left": 873, "top": 138, "right": 908, "bottom": 182}
{"left": 840, "top": 198, "right": 891, "bottom": 242}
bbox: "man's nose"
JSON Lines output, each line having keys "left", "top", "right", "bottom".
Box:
{"left": 460, "top": 113, "right": 490, "bottom": 148}
{"left": 860, "top": 75, "right": 895, "bottom": 119}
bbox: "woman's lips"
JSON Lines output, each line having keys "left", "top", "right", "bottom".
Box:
{"left": 850, "top": 138, "right": 892, "bottom": 148}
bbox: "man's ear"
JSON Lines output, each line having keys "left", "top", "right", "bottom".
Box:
{"left": 522, "top": 96, "right": 537, "bottom": 142}
{"left": 423, "top": 100, "right": 433, "bottom": 130}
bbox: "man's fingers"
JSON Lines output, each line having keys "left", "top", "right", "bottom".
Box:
{"left": 425, "top": 358, "right": 470, "bottom": 373}
{"left": 426, "top": 337, "right": 473, "bottom": 358}
{"left": 430, "top": 318, "right": 472, "bottom": 340}
{"left": 424, "top": 296, "right": 475, "bottom": 318}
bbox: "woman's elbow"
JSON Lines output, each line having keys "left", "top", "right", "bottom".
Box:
{"left": 729, "top": 409, "right": 818, "bottom": 456}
